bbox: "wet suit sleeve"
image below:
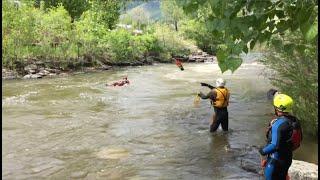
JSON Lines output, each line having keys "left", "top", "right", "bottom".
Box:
{"left": 200, "top": 83, "right": 215, "bottom": 89}
{"left": 259, "top": 120, "right": 282, "bottom": 156}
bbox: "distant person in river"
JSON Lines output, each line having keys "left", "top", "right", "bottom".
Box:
{"left": 106, "top": 77, "right": 130, "bottom": 87}
{"left": 174, "top": 58, "right": 184, "bottom": 71}
{"left": 198, "top": 78, "right": 230, "bottom": 132}
{"left": 259, "top": 93, "right": 302, "bottom": 180}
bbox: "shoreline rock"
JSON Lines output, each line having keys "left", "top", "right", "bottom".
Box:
{"left": 289, "top": 160, "right": 318, "bottom": 180}
{"left": 240, "top": 159, "right": 318, "bottom": 179}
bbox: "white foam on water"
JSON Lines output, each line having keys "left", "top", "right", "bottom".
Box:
{"left": 96, "top": 147, "right": 130, "bottom": 160}
{"left": 2, "top": 91, "right": 38, "bottom": 106}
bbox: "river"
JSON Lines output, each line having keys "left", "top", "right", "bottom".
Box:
{"left": 2, "top": 55, "right": 318, "bottom": 179}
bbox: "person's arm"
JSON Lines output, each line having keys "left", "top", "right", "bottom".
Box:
{"left": 198, "top": 91, "right": 216, "bottom": 101}
{"left": 259, "top": 120, "right": 282, "bottom": 155}
{"left": 200, "top": 82, "right": 215, "bottom": 89}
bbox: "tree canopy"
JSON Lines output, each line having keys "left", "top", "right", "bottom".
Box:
{"left": 177, "top": 0, "right": 318, "bottom": 73}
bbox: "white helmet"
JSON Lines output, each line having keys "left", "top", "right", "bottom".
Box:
{"left": 216, "top": 78, "right": 226, "bottom": 87}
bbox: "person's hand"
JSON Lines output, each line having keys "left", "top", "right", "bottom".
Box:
{"left": 260, "top": 159, "right": 267, "bottom": 168}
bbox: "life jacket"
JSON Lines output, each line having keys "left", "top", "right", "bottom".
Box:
{"left": 266, "top": 115, "right": 303, "bottom": 151}
{"left": 212, "top": 87, "right": 229, "bottom": 108}
{"left": 175, "top": 60, "right": 182, "bottom": 67}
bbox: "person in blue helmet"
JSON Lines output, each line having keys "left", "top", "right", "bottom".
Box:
{"left": 259, "top": 93, "right": 302, "bottom": 180}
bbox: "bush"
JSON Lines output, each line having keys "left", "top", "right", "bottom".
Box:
{"left": 180, "top": 19, "right": 219, "bottom": 55}
{"left": 152, "top": 23, "right": 198, "bottom": 61}
{"left": 261, "top": 32, "right": 318, "bottom": 136}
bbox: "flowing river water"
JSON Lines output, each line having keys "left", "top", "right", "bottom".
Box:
{"left": 2, "top": 54, "right": 318, "bottom": 179}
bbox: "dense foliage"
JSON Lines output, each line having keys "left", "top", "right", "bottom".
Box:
{"left": 2, "top": 0, "right": 195, "bottom": 71}
{"left": 261, "top": 32, "right": 318, "bottom": 135}
{"left": 178, "top": 0, "right": 318, "bottom": 72}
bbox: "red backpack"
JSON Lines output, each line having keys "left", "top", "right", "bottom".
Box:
{"left": 286, "top": 115, "right": 303, "bottom": 151}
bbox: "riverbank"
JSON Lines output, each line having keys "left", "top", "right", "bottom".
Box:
{"left": 2, "top": 51, "right": 216, "bottom": 80}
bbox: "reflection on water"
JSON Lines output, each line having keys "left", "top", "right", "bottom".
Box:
{"left": 2, "top": 61, "right": 317, "bottom": 179}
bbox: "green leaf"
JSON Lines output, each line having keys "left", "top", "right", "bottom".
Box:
{"left": 276, "top": 20, "right": 290, "bottom": 33}
{"left": 218, "top": 61, "right": 229, "bottom": 73}
{"left": 297, "top": 7, "right": 311, "bottom": 26}
{"left": 217, "top": 49, "right": 227, "bottom": 62}
{"left": 227, "top": 57, "right": 243, "bottom": 73}
{"left": 232, "top": 43, "right": 244, "bottom": 55}
{"left": 242, "top": 45, "right": 248, "bottom": 54}
{"left": 305, "top": 21, "right": 318, "bottom": 41}
{"left": 217, "top": 49, "right": 228, "bottom": 73}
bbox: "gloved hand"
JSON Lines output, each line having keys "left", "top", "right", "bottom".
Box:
{"left": 200, "top": 82, "right": 208, "bottom": 86}
{"left": 260, "top": 159, "right": 267, "bottom": 168}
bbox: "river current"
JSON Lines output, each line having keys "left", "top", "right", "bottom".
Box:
{"left": 2, "top": 54, "right": 317, "bottom": 179}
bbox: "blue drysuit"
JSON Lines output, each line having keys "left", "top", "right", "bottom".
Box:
{"left": 259, "top": 116, "right": 293, "bottom": 180}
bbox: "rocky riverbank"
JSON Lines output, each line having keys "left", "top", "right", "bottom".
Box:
{"left": 237, "top": 147, "right": 318, "bottom": 179}
{"left": 2, "top": 51, "right": 216, "bottom": 80}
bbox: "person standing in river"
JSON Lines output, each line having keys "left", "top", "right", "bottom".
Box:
{"left": 259, "top": 93, "right": 302, "bottom": 180}
{"left": 198, "top": 78, "right": 230, "bottom": 132}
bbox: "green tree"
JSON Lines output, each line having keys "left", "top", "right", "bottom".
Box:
{"left": 90, "top": 0, "right": 121, "bottom": 30}
{"left": 34, "top": 0, "right": 90, "bottom": 21}
{"left": 261, "top": 32, "right": 318, "bottom": 135}
{"left": 177, "top": 0, "right": 318, "bottom": 73}
{"left": 129, "top": 6, "right": 151, "bottom": 29}
{"left": 2, "top": 0, "right": 39, "bottom": 69}
{"left": 160, "top": 0, "right": 184, "bottom": 31}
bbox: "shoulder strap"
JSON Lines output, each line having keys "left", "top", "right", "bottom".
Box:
{"left": 215, "top": 88, "right": 229, "bottom": 106}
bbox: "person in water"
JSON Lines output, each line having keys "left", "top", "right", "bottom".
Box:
{"left": 174, "top": 58, "right": 184, "bottom": 71}
{"left": 198, "top": 78, "right": 230, "bottom": 132}
{"left": 106, "top": 77, "right": 130, "bottom": 87}
{"left": 259, "top": 93, "right": 302, "bottom": 180}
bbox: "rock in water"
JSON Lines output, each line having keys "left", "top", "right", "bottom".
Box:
{"left": 96, "top": 147, "right": 129, "bottom": 160}
{"left": 288, "top": 160, "right": 318, "bottom": 180}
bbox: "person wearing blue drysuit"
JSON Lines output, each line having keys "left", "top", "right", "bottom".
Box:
{"left": 259, "top": 94, "right": 294, "bottom": 180}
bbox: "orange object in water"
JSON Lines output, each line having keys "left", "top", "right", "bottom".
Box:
{"left": 175, "top": 59, "right": 182, "bottom": 66}
{"left": 175, "top": 59, "right": 184, "bottom": 71}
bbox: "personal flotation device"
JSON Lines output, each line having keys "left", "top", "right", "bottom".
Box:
{"left": 175, "top": 59, "right": 184, "bottom": 70}
{"left": 266, "top": 115, "right": 303, "bottom": 151}
{"left": 212, "top": 87, "right": 229, "bottom": 108}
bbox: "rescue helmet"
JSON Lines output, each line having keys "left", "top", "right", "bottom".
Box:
{"left": 216, "top": 78, "right": 226, "bottom": 87}
{"left": 273, "top": 94, "right": 293, "bottom": 113}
